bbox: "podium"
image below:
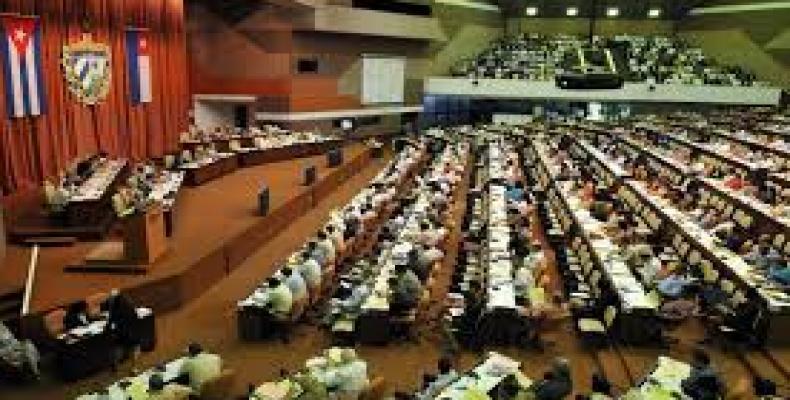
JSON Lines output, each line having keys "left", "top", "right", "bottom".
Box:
{"left": 124, "top": 205, "right": 168, "bottom": 264}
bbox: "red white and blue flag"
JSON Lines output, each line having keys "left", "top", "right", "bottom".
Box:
{"left": 126, "top": 29, "right": 152, "bottom": 104}
{"left": 0, "top": 16, "right": 46, "bottom": 118}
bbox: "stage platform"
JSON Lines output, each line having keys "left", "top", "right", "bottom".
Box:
{"left": 0, "top": 142, "right": 376, "bottom": 315}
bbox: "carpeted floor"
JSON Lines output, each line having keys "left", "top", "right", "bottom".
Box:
{"left": 3, "top": 146, "right": 789, "bottom": 399}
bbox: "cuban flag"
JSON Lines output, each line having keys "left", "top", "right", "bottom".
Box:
{"left": 126, "top": 29, "right": 152, "bottom": 104}
{"left": 0, "top": 16, "right": 46, "bottom": 118}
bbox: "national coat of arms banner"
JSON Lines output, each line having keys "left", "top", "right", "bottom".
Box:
{"left": 61, "top": 34, "right": 111, "bottom": 105}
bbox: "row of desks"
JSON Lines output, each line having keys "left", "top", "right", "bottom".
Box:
{"left": 176, "top": 140, "right": 343, "bottom": 187}
{"left": 615, "top": 133, "right": 790, "bottom": 236}
{"left": 564, "top": 133, "right": 790, "bottom": 345}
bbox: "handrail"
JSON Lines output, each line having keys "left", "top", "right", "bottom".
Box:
{"left": 21, "top": 244, "right": 39, "bottom": 316}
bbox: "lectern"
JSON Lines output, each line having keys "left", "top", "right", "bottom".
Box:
{"left": 124, "top": 204, "right": 167, "bottom": 264}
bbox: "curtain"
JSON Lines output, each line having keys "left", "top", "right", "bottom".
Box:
{"left": 0, "top": 0, "right": 189, "bottom": 195}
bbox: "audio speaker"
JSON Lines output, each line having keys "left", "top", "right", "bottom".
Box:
{"left": 258, "top": 186, "right": 270, "bottom": 216}
{"left": 326, "top": 149, "right": 343, "bottom": 167}
{"left": 303, "top": 166, "right": 316, "bottom": 186}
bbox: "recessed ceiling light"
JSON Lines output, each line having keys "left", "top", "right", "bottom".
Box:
{"left": 648, "top": 8, "right": 662, "bottom": 18}
{"left": 606, "top": 7, "right": 620, "bottom": 17}
{"left": 566, "top": 7, "right": 578, "bottom": 17}
{"left": 525, "top": 6, "right": 538, "bottom": 16}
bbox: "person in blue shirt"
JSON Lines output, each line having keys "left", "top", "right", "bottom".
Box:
{"left": 506, "top": 181, "right": 525, "bottom": 202}
{"left": 657, "top": 270, "right": 692, "bottom": 298}
{"left": 769, "top": 262, "right": 790, "bottom": 285}
{"left": 745, "top": 237, "right": 782, "bottom": 270}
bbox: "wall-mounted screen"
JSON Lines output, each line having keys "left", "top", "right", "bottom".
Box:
{"left": 362, "top": 54, "right": 405, "bottom": 105}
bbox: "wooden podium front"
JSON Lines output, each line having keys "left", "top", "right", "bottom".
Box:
{"left": 124, "top": 205, "right": 167, "bottom": 264}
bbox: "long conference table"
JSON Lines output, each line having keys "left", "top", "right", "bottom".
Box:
{"left": 64, "top": 159, "right": 129, "bottom": 227}
{"left": 434, "top": 352, "right": 530, "bottom": 399}
{"left": 7, "top": 159, "right": 129, "bottom": 243}
{"left": 175, "top": 138, "right": 344, "bottom": 187}
{"left": 180, "top": 136, "right": 343, "bottom": 167}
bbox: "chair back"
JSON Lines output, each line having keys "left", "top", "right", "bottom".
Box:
{"left": 200, "top": 368, "right": 236, "bottom": 400}
{"left": 164, "top": 154, "right": 176, "bottom": 169}
{"left": 688, "top": 250, "right": 701, "bottom": 266}
{"left": 112, "top": 193, "right": 127, "bottom": 217}
{"left": 361, "top": 376, "right": 386, "bottom": 400}
{"left": 603, "top": 305, "right": 617, "bottom": 330}
{"left": 646, "top": 290, "right": 661, "bottom": 309}
{"left": 528, "top": 287, "right": 547, "bottom": 306}
{"left": 589, "top": 270, "right": 602, "bottom": 288}
{"left": 42, "top": 181, "right": 57, "bottom": 205}
{"left": 720, "top": 279, "right": 736, "bottom": 295}
{"left": 701, "top": 261, "right": 718, "bottom": 283}
{"left": 43, "top": 308, "right": 66, "bottom": 337}
{"left": 773, "top": 234, "right": 785, "bottom": 250}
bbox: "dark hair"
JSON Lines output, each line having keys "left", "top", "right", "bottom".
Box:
{"left": 317, "top": 231, "right": 327, "bottom": 240}
{"left": 267, "top": 277, "right": 281, "bottom": 287}
{"left": 753, "top": 377, "right": 777, "bottom": 396}
{"left": 148, "top": 373, "right": 165, "bottom": 391}
{"left": 591, "top": 373, "right": 611, "bottom": 395}
{"left": 187, "top": 342, "right": 203, "bottom": 357}
{"left": 692, "top": 348, "right": 710, "bottom": 366}
{"left": 68, "top": 300, "right": 88, "bottom": 314}
{"left": 420, "top": 222, "right": 430, "bottom": 230}
{"left": 438, "top": 357, "right": 452, "bottom": 374}
{"left": 281, "top": 267, "right": 293, "bottom": 276}
{"left": 422, "top": 373, "right": 436, "bottom": 388}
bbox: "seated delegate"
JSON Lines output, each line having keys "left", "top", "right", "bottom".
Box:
{"left": 178, "top": 343, "right": 222, "bottom": 395}
{"left": 390, "top": 263, "right": 422, "bottom": 316}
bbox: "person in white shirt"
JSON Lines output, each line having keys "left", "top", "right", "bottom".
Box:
{"left": 418, "top": 357, "right": 459, "bottom": 399}
{"left": 335, "top": 348, "right": 369, "bottom": 399}
{"left": 298, "top": 251, "right": 322, "bottom": 302}
{"left": 315, "top": 231, "right": 337, "bottom": 270}
{"left": 418, "top": 222, "right": 446, "bottom": 248}
{"left": 281, "top": 267, "right": 308, "bottom": 319}
{"left": 266, "top": 277, "right": 293, "bottom": 320}
{"left": 326, "top": 224, "right": 345, "bottom": 261}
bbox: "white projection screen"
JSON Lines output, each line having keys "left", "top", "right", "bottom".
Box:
{"left": 362, "top": 54, "right": 405, "bottom": 105}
